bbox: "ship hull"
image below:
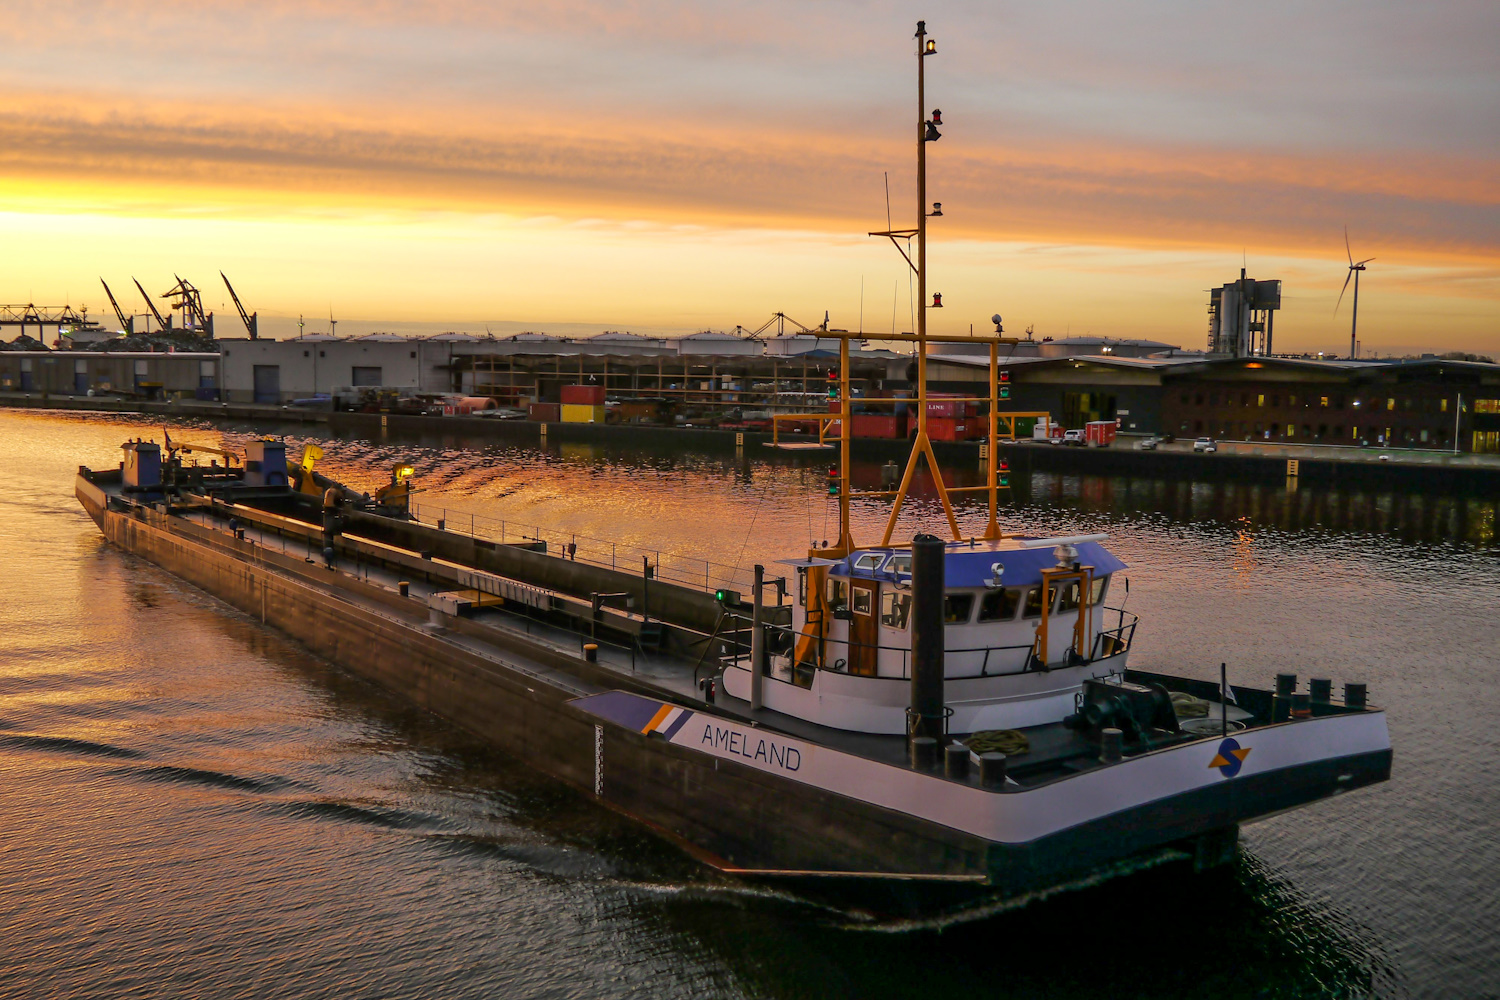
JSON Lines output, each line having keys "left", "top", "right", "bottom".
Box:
{"left": 74, "top": 474, "right": 1392, "bottom": 912}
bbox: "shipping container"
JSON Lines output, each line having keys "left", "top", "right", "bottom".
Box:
{"left": 851, "top": 413, "right": 904, "bottom": 438}
{"left": 1085, "top": 420, "right": 1118, "bottom": 447}
{"left": 561, "top": 403, "right": 606, "bottom": 424}
{"left": 561, "top": 384, "right": 606, "bottom": 406}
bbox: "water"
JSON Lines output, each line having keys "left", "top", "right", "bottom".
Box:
{"left": 1, "top": 409, "right": 1497, "bottom": 999}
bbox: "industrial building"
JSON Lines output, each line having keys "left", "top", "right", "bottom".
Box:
{"left": 0, "top": 351, "right": 219, "bottom": 398}
{"left": 1161, "top": 357, "right": 1500, "bottom": 452}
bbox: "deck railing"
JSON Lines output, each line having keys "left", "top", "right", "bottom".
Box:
{"left": 722, "top": 605, "right": 1140, "bottom": 683}
{"left": 407, "top": 499, "right": 762, "bottom": 595}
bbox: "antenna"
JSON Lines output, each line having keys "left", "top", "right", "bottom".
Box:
{"left": 884, "top": 172, "right": 892, "bottom": 232}
{"left": 1335, "top": 226, "right": 1375, "bottom": 359}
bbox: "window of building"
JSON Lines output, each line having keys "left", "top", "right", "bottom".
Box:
{"left": 352, "top": 366, "right": 383, "bottom": 386}
{"left": 1303, "top": 423, "right": 1313, "bottom": 438}
{"left": 1270, "top": 422, "right": 1281, "bottom": 437}
{"left": 881, "top": 590, "right": 911, "bottom": 629}
{"left": 409, "top": 351, "right": 417, "bottom": 359}
{"left": 1192, "top": 419, "right": 1201, "bottom": 434}
{"left": 1352, "top": 426, "right": 1359, "bottom": 440}
{"left": 1441, "top": 398, "right": 1449, "bottom": 413}
{"left": 1474, "top": 430, "right": 1500, "bottom": 454}
{"left": 1208, "top": 392, "right": 1218, "bottom": 407}
{"left": 1386, "top": 397, "right": 1395, "bottom": 410}
{"left": 1476, "top": 399, "right": 1500, "bottom": 414}
{"left": 1285, "top": 424, "right": 1296, "bottom": 438}
{"left": 1272, "top": 394, "right": 1281, "bottom": 407}
{"left": 978, "top": 588, "right": 1022, "bottom": 622}
{"left": 1334, "top": 425, "right": 1343, "bottom": 438}
{"left": 1195, "top": 393, "right": 1205, "bottom": 406}
{"left": 1319, "top": 396, "right": 1330, "bottom": 408}
{"left": 1241, "top": 392, "right": 1251, "bottom": 407}
{"left": 1420, "top": 429, "right": 1429, "bottom": 443}
{"left": 1317, "top": 423, "right": 1328, "bottom": 438}
{"left": 1021, "top": 586, "right": 1045, "bottom": 619}
{"left": 1289, "top": 394, "right": 1298, "bottom": 407}
{"left": 1257, "top": 394, "right": 1265, "bottom": 407}
{"left": 1181, "top": 420, "right": 1190, "bottom": 433}
{"left": 1335, "top": 396, "right": 1346, "bottom": 409}
{"left": 943, "top": 593, "right": 974, "bottom": 624}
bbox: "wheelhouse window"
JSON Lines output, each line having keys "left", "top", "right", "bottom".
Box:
{"left": 1057, "top": 581, "right": 1082, "bottom": 613}
{"left": 943, "top": 593, "right": 974, "bottom": 624}
{"left": 797, "top": 568, "right": 807, "bottom": 606}
{"left": 886, "top": 554, "right": 912, "bottom": 576}
{"left": 1022, "top": 586, "right": 1045, "bottom": 619}
{"left": 852, "top": 552, "right": 885, "bottom": 572}
{"left": 880, "top": 591, "right": 911, "bottom": 629}
{"left": 1090, "top": 576, "right": 1108, "bottom": 605}
{"left": 978, "top": 588, "right": 1022, "bottom": 622}
{"left": 851, "top": 587, "right": 873, "bottom": 616}
{"left": 827, "top": 578, "right": 848, "bottom": 609}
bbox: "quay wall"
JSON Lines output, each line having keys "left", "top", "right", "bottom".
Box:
{"left": 14, "top": 392, "right": 1496, "bottom": 493}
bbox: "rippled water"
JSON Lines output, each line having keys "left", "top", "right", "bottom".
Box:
{"left": 2, "top": 409, "right": 1497, "bottom": 999}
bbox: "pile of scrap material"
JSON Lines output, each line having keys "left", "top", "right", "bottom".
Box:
{"left": 1, "top": 336, "right": 49, "bottom": 351}
{"left": 99, "top": 331, "right": 218, "bottom": 354}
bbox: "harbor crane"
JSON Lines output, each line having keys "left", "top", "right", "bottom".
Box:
{"left": 132, "top": 278, "right": 171, "bottom": 333}
{"left": 164, "top": 275, "right": 213, "bottom": 337}
{"left": 99, "top": 279, "right": 134, "bottom": 335}
{"left": 220, "top": 272, "right": 258, "bottom": 339}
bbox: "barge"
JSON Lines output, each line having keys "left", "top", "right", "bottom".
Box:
{"left": 74, "top": 22, "right": 1390, "bottom": 915}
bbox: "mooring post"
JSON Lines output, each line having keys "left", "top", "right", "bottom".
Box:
{"left": 909, "top": 533, "right": 946, "bottom": 749}
{"left": 750, "top": 563, "right": 765, "bottom": 711}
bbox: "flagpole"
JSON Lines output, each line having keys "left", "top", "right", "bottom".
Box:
{"left": 1221, "top": 662, "right": 1229, "bottom": 737}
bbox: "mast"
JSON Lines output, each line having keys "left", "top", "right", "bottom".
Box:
{"left": 877, "top": 21, "right": 959, "bottom": 545}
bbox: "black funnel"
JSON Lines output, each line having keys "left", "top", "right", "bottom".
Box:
{"left": 909, "top": 533, "right": 946, "bottom": 743}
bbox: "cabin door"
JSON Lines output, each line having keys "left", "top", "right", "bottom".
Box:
{"left": 849, "top": 581, "right": 878, "bottom": 677}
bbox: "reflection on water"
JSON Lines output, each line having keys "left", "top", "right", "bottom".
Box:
{"left": 1, "top": 409, "right": 1496, "bottom": 999}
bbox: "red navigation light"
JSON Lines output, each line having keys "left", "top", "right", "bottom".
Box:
{"left": 998, "top": 370, "right": 1010, "bottom": 383}
{"left": 931, "top": 109, "right": 942, "bottom": 125}
{"left": 931, "top": 293, "right": 943, "bottom": 308}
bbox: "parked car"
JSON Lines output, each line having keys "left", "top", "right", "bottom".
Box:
{"left": 1061, "top": 429, "right": 1086, "bottom": 446}
{"left": 1193, "top": 437, "right": 1218, "bottom": 453}
{"left": 1137, "top": 436, "right": 1159, "bottom": 450}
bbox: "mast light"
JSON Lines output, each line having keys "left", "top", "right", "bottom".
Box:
{"left": 925, "top": 39, "right": 936, "bottom": 54}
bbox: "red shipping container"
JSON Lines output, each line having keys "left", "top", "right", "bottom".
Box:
{"left": 528, "top": 402, "right": 561, "bottom": 422}
{"left": 851, "top": 414, "right": 901, "bottom": 438}
{"left": 561, "top": 384, "right": 605, "bottom": 405}
{"left": 1085, "top": 420, "right": 1118, "bottom": 447}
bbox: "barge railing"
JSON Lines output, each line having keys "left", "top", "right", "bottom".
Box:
{"left": 408, "top": 499, "right": 762, "bottom": 595}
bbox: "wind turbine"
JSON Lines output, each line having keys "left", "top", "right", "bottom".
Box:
{"left": 1336, "top": 227, "right": 1374, "bottom": 359}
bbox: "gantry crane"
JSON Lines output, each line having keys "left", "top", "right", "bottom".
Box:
{"left": 164, "top": 275, "right": 213, "bottom": 336}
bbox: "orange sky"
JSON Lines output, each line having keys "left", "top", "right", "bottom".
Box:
{"left": 1, "top": 1, "right": 1496, "bottom": 355}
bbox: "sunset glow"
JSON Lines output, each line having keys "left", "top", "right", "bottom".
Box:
{"left": 2, "top": 1, "right": 1496, "bottom": 353}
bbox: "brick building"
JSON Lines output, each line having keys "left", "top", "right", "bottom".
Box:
{"left": 1161, "top": 358, "right": 1500, "bottom": 453}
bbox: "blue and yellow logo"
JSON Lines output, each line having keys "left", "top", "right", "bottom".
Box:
{"left": 1208, "top": 737, "right": 1251, "bottom": 778}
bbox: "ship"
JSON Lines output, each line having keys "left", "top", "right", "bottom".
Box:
{"left": 74, "top": 22, "right": 1390, "bottom": 915}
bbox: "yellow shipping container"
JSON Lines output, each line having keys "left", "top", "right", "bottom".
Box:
{"left": 561, "top": 403, "right": 606, "bottom": 424}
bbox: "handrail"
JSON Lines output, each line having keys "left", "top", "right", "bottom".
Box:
{"left": 724, "top": 604, "right": 1140, "bottom": 682}
{"left": 408, "top": 498, "right": 764, "bottom": 594}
